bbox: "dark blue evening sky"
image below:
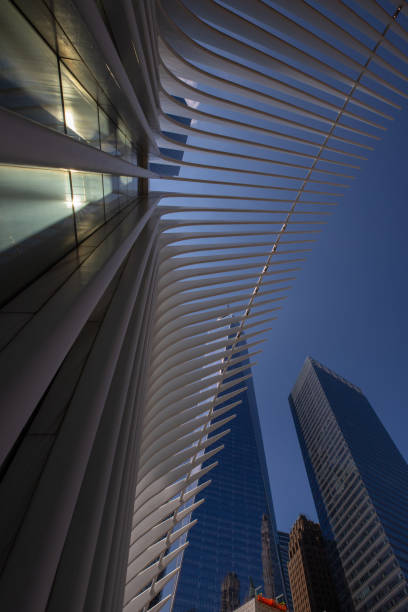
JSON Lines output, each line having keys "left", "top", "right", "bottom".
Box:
{"left": 254, "top": 103, "right": 408, "bottom": 533}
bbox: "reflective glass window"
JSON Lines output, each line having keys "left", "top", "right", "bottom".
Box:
{"left": 102, "top": 174, "right": 122, "bottom": 220}
{"left": 120, "top": 176, "right": 139, "bottom": 203}
{"left": 0, "top": 2, "right": 64, "bottom": 132}
{"left": 127, "top": 177, "right": 139, "bottom": 197}
{"left": 0, "top": 165, "right": 75, "bottom": 303}
{"left": 60, "top": 64, "right": 100, "bottom": 148}
{"left": 70, "top": 172, "right": 105, "bottom": 241}
{"left": 129, "top": 146, "right": 139, "bottom": 166}
{"left": 116, "top": 124, "right": 131, "bottom": 161}
{"left": 120, "top": 175, "right": 129, "bottom": 199}
{"left": 99, "top": 108, "right": 117, "bottom": 155}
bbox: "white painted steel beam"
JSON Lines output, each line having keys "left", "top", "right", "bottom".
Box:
{"left": 119, "top": 2, "right": 408, "bottom": 609}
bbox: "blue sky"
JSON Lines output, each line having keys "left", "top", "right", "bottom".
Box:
{"left": 254, "top": 101, "right": 408, "bottom": 533}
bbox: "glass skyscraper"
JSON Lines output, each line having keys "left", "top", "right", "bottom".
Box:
{"left": 173, "top": 343, "right": 285, "bottom": 612}
{"left": 289, "top": 357, "right": 408, "bottom": 612}
{"left": 277, "top": 532, "right": 293, "bottom": 612}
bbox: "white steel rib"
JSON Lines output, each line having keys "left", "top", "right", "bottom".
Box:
{"left": 120, "top": 1, "right": 408, "bottom": 611}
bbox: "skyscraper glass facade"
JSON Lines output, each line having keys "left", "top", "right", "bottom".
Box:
{"left": 277, "top": 532, "right": 293, "bottom": 612}
{"left": 289, "top": 357, "right": 408, "bottom": 612}
{"left": 173, "top": 345, "right": 284, "bottom": 612}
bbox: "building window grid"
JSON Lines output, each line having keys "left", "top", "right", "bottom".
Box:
{"left": 308, "top": 425, "right": 340, "bottom": 464}
{"left": 299, "top": 393, "right": 328, "bottom": 430}
{"left": 362, "top": 458, "right": 408, "bottom": 487}
{"left": 369, "top": 490, "right": 408, "bottom": 523}
{"left": 0, "top": 2, "right": 145, "bottom": 302}
{"left": 347, "top": 539, "right": 390, "bottom": 581}
{"left": 336, "top": 500, "right": 373, "bottom": 544}
{"left": 308, "top": 433, "right": 338, "bottom": 469}
{"left": 290, "top": 360, "right": 408, "bottom": 610}
{"left": 344, "top": 528, "right": 384, "bottom": 572}
{"left": 363, "top": 470, "right": 408, "bottom": 505}
{"left": 351, "top": 549, "right": 395, "bottom": 593}
{"left": 1, "top": 1, "right": 140, "bottom": 167}
{"left": 319, "top": 465, "right": 356, "bottom": 507}
{"left": 317, "top": 448, "right": 351, "bottom": 496}
{"left": 379, "top": 525, "right": 408, "bottom": 559}
{"left": 327, "top": 473, "right": 362, "bottom": 516}
{"left": 339, "top": 513, "right": 378, "bottom": 558}
{"left": 358, "top": 567, "right": 404, "bottom": 611}
{"left": 330, "top": 491, "right": 370, "bottom": 531}
{"left": 329, "top": 477, "right": 362, "bottom": 516}
{"left": 376, "top": 587, "right": 408, "bottom": 612}
{"left": 331, "top": 489, "right": 367, "bottom": 532}
{"left": 307, "top": 420, "right": 340, "bottom": 458}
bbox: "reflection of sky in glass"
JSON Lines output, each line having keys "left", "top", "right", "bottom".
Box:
{"left": 61, "top": 65, "right": 100, "bottom": 148}
{"left": 99, "top": 108, "right": 118, "bottom": 155}
{"left": 0, "top": 166, "right": 72, "bottom": 251}
{"left": 0, "top": 0, "right": 142, "bottom": 170}
{"left": 0, "top": 165, "right": 139, "bottom": 304}
{"left": 173, "top": 357, "right": 283, "bottom": 612}
{"left": 0, "top": 2, "right": 64, "bottom": 131}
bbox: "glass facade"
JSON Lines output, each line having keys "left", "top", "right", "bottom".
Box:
{"left": 173, "top": 341, "right": 284, "bottom": 612}
{"left": 0, "top": 165, "right": 139, "bottom": 305}
{"left": 289, "top": 357, "right": 408, "bottom": 611}
{"left": 277, "top": 532, "right": 293, "bottom": 612}
{"left": 0, "top": 1, "right": 138, "bottom": 162}
{"left": 0, "top": 0, "right": 144, "bottom": 306}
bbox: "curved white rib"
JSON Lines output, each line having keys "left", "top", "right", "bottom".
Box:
{"left": 114, "top": 2, "right": 408, "bottom": 610}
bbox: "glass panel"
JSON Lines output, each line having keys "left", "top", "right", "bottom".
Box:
{"left": 13, "top": 0, "right": 80, "bottom": 61}
{"left": 0, "top": 165, "right": 75, "bottom": 304}
{"left": 120, "top": 176, "right": 138, "bottom": 201}
{"left": 102, "top": 174, "right": 122, "bottom": 220}
{"left": 99, "top": 108, "right": 117, "bottom": 155}
{"left": 129, "top": 146, "right": 139, "bottom": 166}
{"left": 116, "top": 125, "right": 130, "bottom": 160}
{"left": 70, "top": 172, "right": 105, "bottom": 241}
{"left": 127, "top": 177, "right": 139, "bottom": 197}
{"left": 61, "top": 58, "right": 99, "bottom": 104}
{"left": 120, "top": 175, "right": 137, "bottom": 209}
{"left": 0, "top": 2, "right": 64, "bottom": 131}
{"left": 125, "top": 136, "right": 132, "bottom": 163}
{"left": 120, "top": 175, "right": 129, "bottom": 202}
{"left": 60, "top": 64, "right": 100, "bottom": 148}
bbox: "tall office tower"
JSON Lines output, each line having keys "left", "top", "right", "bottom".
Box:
{"left": 277, "top": 532, "right": 293, "bottom": 612}
{"left": 220, "top": 573, "right": 241, "bottom": 612}
{"left": 1, "top": 1, "right": 408, "bottom": 612}
{"left": 289, "top": 358, "right": 408, "bottom": 612}
{"left": 262, "top": 514, "right": 276, "bottom": 598}
{"left": 287, "top": 515, "right": 339, "bottom": 612}
{"left": 173, "top": 345, "right": 285, "bottom": 611}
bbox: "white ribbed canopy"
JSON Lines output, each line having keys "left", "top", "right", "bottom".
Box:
{"left": 122, "top": 1, "right": 408, "bottom": 610}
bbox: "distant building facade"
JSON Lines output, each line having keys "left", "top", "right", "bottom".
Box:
{"left": 221, "top": 573, "right": 241, "bottom": 612}
{"left": 288, "top": 515, "right": 339, "bottom": 612}
{"left": 277, "top": 532, "right": 293, "bottom": 612}
{"left": 173, "top": 342, "right": 285, "bottom": 611}
{"left": 289, "top": 357, "right": 408, "bottom": 611}
{"left": 262, "top": 514, "right": 276, "bottom": 598}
